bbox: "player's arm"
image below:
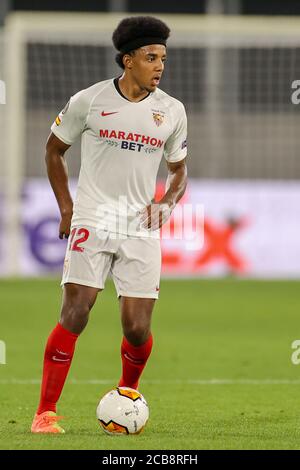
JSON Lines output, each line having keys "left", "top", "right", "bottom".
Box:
{"left": 140, "top": 158, "right": 187, "bottom": 230}
{"left": 141, "top": 100, "right": 188, "bottom": 230}
{"left": 46, "top": 90, "right": 88, "bottom": 238}
{"left": 160, "top": 157, "right": 187, "bottom": 209}
{"left": 45, "top": 132, "right": 73, "bottom": 239}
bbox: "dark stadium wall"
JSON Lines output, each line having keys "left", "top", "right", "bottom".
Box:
{"left": 128, "top": 0, "right": 205, "bottom": 14}
{"left": 11, "top": 0, "right": 300, "bottom": 15}
{"left": 11, "top": 0, "right": 108, "bottom": 11}
{"left": 11, "top": 0, "right": 204, "bottom": 13}
{"left": 242, "top": 0, "right": 300, "bottom": 15}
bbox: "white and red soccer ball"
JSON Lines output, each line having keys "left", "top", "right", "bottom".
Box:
{"left": 96, "top": 387, "right": 149, "bottom": 435}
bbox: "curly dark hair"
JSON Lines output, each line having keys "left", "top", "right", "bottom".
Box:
{"left": 112, "top": 16, "right": 170, "bottom": 69}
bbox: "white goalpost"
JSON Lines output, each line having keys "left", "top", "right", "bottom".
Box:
{"left": 3, "top": 12, "right": 300, "bottom": 274}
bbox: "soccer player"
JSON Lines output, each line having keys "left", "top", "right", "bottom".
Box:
{"left": 31, "top": 16, "right": 187, "bottom": 433}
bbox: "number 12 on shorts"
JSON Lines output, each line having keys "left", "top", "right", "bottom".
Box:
{"left": 69, "top": 228, "right": 90, "bottom": 252}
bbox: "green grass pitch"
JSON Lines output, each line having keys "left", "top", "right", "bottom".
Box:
{"left": 0, "top": 278, "right": 300, "bottom": 450}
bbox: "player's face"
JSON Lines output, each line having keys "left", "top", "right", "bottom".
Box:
{"left": 130, "top": 44, "right": 167, "bottom": 92}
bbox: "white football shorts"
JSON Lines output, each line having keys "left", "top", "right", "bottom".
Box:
{"left": 61, "top": 226, "right": 161, "bottom": 299}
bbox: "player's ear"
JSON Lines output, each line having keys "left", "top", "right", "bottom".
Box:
{"left": 123, "top": 53, "right": 133, "bottom": 70}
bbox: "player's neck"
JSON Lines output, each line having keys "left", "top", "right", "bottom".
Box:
{"left": 117, "top": 74, "right": 150, "bottom": 102}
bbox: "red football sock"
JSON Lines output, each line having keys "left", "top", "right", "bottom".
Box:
{"left": 118, "top": 334, "right": 153, "bottom": 390}
{"left": 37, "top": 323, "right": 79, "bottom": 415}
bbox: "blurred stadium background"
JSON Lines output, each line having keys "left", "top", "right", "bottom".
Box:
{"left": 1, "top": 0, "right": 300, "bottom": 278}
{"left": 1, "top": 0, "right": 300, "bottom": 450}
{"left": 0, "top": 0, "right": 300, "bottom": 277}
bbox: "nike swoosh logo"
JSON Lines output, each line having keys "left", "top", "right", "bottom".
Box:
{"left": 56, "top": 349, "right": 68, "bottom": 356}
{"left": 124, "top": 353, "right": 144, "bottom": 365}
{"left": 52, "top": 356, "right": 70, "bottom": 362}
{"left": 101, "top": 111, "right": 118, "bottom": 116}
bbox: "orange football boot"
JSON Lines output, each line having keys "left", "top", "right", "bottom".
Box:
{"left": 31, "top": 411, "right": 65, "bottom": 434}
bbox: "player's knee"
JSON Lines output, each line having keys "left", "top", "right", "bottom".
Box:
{"left": 61, "top": 288, "right": 93, "bottom": 332}
{"left": 124, "top": 323, "right": 149, "bottom": 346}
{"left": 67, "top": 301, "right": 91, "bottom": 321}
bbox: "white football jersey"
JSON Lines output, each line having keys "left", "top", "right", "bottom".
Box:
{"left": 51, "top": 78, "right": 187, "bottom": 237}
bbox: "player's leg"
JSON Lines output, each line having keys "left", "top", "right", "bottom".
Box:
{"left": 37, "top": 284, "right": 100, "bottom": 412}
{"left": 60, "top": 282, "right": 100, "bottom": 334}
{"left": 120, "top": 296, "right": 155, "bottom": 345}
{"left": 111, "top": 236, "right": 161, "bottom": 390}
{"left": 32, "top": 226, "right": 111, "bottom": 433}
{"left": 31, "top": 283, "right": 100, "bottom": 433}
{"left": 118, "top": 296, "right": 155, "bottom": 389}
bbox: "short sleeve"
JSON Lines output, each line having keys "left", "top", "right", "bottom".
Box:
{"left": 50, "top": 90, "right": 89, "bottom": 145}
{"left": 164, "top": 102, "right": 187, "bottom": 163}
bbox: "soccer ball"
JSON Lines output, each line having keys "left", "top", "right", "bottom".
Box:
{"left": 96, "top": 387, "right": 149, "bottom": 435}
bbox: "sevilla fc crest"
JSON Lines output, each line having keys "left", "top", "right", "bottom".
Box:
{"left": 153, "top": 112, "right": 164, "bottom": 127}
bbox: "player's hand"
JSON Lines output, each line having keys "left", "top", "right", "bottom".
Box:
{"left": 59, "top": 211, "right": 73, "bottom": 239}
{"left": 139, "top": 203, "right": 173, "bottom": 231}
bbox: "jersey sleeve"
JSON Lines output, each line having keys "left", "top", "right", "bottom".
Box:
{"left": 164, "top": 102, "right": 188, "bottom": 163}
{"left": 50, "top": 90, "right": 89, "bottom": 145}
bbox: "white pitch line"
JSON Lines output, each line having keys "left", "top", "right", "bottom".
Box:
{"left": 1, "top": 378, "right": 300, "bottom": 385}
